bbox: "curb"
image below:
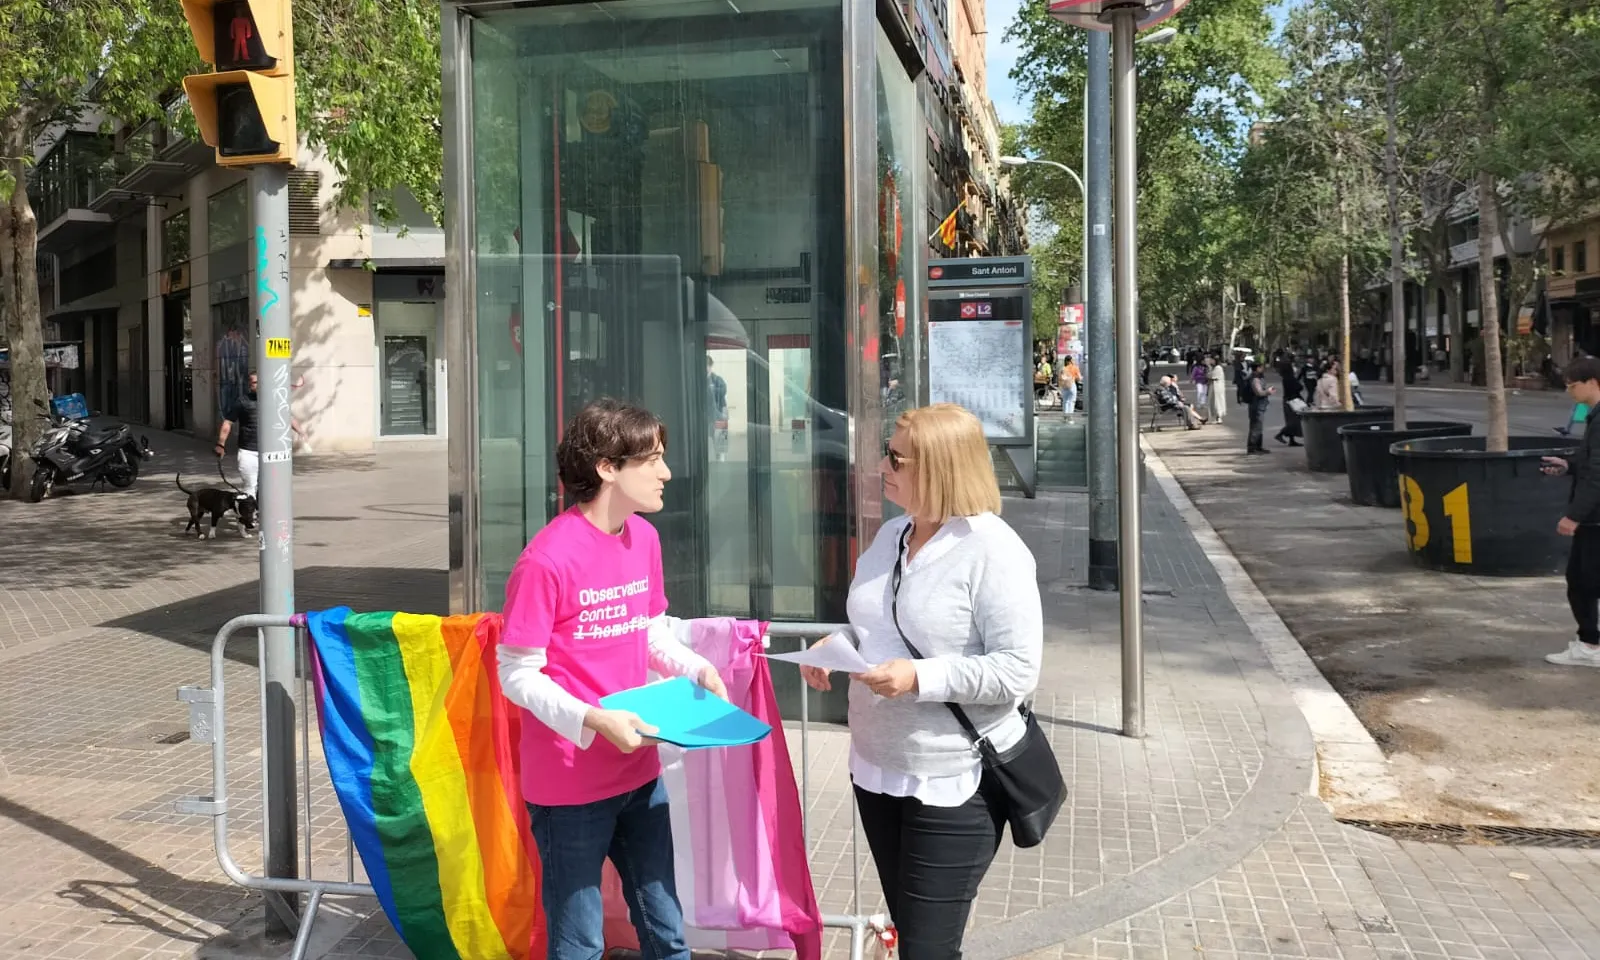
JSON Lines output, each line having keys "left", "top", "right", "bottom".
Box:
{"left": 1139, "top": 436, "right": 1402, "bottom": 811}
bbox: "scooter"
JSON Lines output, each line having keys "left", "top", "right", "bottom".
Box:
{"left": 25, "top": 398, "right": 152, "bottom": 502}
{"left": 0, "top": 410, "right": 11, "bottom": 491}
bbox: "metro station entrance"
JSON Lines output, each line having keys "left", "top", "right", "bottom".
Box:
{"left": 446, "top": 0, "right": 926, "bottom": 625}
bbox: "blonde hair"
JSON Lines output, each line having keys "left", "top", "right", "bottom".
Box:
{"left": 895, "top": 404, "right": 1002, "bottom": 521}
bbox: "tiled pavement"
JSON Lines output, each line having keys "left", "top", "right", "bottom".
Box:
{"left": 2, "top": 426, "right": 1599, "bottom": 959}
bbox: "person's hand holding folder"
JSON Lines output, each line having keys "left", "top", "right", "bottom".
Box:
{"left": 583, "top": 707, "right": 659, "bottom": 753}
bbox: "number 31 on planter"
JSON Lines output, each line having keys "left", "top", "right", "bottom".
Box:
{"left": 1400, "top": 476, "right": 1472, "bottom": 564}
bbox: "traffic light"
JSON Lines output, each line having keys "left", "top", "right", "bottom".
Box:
{"left": 180, "top": 0, "right": 296, "bottom": 167}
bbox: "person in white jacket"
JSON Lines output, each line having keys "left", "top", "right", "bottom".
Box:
{"left": 1314, "top": 360, "right": 1344, "bottom": 410}
{"left": 800, "top": 403, "right": 1045, "bottom": 960}
{"left": 1206, "top": 355, "right": 1227, "bottom": 423}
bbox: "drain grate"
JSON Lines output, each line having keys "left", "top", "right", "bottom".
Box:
{"left": 1340, "top": 818, "right": 1600, "bottom": 849}
{"left": 93, "top": 721, "right": 192, "bottom": 751}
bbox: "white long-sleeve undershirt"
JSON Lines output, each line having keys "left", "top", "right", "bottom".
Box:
{"left": 497, "top": 614, "right": 712, "bottom": 749}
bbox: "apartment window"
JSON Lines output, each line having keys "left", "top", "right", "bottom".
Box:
{"left": 163, "top": 210, "right": 190, "bottom": 267}
{"left": 1553, "top": 245, "right": 1566, "bottom": 273}
{"left": 208, "top": 182, "right": 249, "bottom": 252}
{"left": 1577, "top": 241, "right": 1589, "bottom": 274}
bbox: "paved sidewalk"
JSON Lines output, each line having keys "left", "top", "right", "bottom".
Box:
{"left": 2, "top": 427, "right": 1600, "bottom": 959}
{"left": 1143, "top": 392, "right": 1600, "bottom": 832}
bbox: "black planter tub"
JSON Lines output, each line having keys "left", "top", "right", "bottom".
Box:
{"left": 1391, "top": 435, "right": 1581, "bottom": 576}
{"left": 1340, "top": 421, "right": 1474, "bottom": 507}
{"left": 1301, "top": 406, "right": 1394, "bottom": 473}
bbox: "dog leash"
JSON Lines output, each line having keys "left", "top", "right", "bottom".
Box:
{"left": 216, "top": 454, "right": 248, "bottom": 497}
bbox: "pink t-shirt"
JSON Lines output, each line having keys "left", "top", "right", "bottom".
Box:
{"left": 501, "top": 507, "right": 668, "bottom": 806}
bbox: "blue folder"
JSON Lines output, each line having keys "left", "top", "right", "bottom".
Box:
{"left": 599, "top": 676, "right": 772, "bottom": 749}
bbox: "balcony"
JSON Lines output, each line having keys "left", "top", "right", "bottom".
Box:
{"left": 30, "top": 133, "right": 115, "bottom": 254}
{"left": 89, "top": 119, "right": 202, "bottom": 218}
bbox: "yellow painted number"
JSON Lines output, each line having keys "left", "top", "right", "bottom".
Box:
{"left": 1400, "top": 474, "right": 1429, "bottom": 551}
{"left": 1399, "top": 475, "right": 1472, "bottom": 563}
{"left": 1441, "top": 482, "right": 1472, "bottom": 563}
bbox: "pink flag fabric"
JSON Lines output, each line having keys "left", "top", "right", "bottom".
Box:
{"left": 601, "top": 618, "right": 823, "bottom": 959}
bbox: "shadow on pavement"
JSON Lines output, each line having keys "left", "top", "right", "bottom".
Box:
{"left": 0, "top": 792, "right": 251, "bottom": 944}
{"left": 102, "top": 565, "right": 450, "bottom": 667}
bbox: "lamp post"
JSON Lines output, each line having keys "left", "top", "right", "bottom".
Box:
{"left": 1047, "top": 0, "right": 1189, "bottom": 740}
{"left": 999, "top": 155, "right": 1086, "bottom": 202}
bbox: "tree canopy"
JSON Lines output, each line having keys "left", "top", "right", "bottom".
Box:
{"left": 0, "top": 0, "right": 442, "bottom": 494}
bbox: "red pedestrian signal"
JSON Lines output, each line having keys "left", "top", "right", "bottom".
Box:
{"left": 180, "top": 0, "right": 296, "bottom": 167}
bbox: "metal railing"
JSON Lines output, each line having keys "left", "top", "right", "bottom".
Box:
{"left": 175, "top": 614, "right": 889, "bottom": 960}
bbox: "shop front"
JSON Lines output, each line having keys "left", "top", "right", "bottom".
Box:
{"left": 443, "top": 0, "right": 926, "bottom": 622}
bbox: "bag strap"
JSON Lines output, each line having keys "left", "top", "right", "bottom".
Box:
{"left": 890, "top": 523, "right": 986, "bottom": 746}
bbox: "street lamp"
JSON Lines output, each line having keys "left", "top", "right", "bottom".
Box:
{"left": 999, "top": 155, "right": 1086, "bottom": 203}
{"left": 1047, "top": 0, "right": 1191, "bottom": 740}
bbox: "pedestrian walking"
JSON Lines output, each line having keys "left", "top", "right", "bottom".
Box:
{"left": 1191, "top": 358, "right": 1209, "bottom": 412}
{"left": 1206, "top": 355, "right": 1226, "bottom": 423}
{"left": 1061, "top": 355, "right": 1081, "bottom": 417}
{"left": 1246, "top": 361, "right": 1276, "bottom": 455}
{"left": 215, "top": 370, "right": 261, "bottom": 498}
{"left": 1275, "top": 360, "right": 1304, "bottom": 447}
{"left": 1541, "top": 357, "right": 1600, "bottom": 668}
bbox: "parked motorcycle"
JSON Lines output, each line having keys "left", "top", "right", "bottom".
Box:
{"left": 26, "top": 398, "right": 152, "bottom": 502}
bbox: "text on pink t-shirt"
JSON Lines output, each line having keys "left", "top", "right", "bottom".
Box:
{"left": 501, "top": 507, "right": 668, "bottom": 806}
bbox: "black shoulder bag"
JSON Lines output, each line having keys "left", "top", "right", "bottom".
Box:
{"left": 889, "top": 525, "right": 1065, "bottom": 848}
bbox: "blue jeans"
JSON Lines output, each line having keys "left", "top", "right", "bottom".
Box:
{"left": 529, "top": 778, "right": 690, "bottom": 960}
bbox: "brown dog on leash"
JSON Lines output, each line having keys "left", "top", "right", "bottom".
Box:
{"left": 176, "top": 474, "right": 257, "bottom": 539}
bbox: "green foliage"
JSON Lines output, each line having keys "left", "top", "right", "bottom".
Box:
{"left": 1005, "top": 0, "right": 1281, "bottom": 343}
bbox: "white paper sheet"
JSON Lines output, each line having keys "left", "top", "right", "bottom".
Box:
{"left": 762, "top": 634, "right": 877, "bottom": 673}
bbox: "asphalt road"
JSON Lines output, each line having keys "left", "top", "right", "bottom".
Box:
{"left": 1358, "top": 381, "right": 1577, "bottom": 438}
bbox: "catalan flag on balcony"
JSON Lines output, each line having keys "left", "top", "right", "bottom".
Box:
{"left": 932, "top": 203, "right": 960, "bottom": 249}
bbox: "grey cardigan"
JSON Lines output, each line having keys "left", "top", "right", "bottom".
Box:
{"left": 846, "top": 513, "right": 1044, "bottom": 778}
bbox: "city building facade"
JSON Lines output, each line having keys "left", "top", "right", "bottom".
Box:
{"left": 24, "top": 106, "right": 447, "bottom": 452}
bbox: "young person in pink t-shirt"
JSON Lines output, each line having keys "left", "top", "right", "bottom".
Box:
{"left": 498, "top": 398, "right": 725, "bottom": 960}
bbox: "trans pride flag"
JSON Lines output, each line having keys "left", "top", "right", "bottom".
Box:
{"left": 306, "top": 608, "right": 545, "bottom": 960}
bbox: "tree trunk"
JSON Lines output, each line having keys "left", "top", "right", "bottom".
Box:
{"left": 1, "top": 125, "right": 46, "bottom": 498}
{"left": 1383, "top": 51, "right": 1407, "bottom": 428}
{"left": 1336, "top": 168, "right": 1354, "bottom": 411}
{"left": 1446, "top": 273, "right": 1465, "bottom": 382}
{"left": 1478, "top": 171, "right": 1508, "bottom": 451}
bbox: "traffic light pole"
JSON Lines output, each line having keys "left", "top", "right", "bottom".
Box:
{"left": 1111, "top": 6, "right": 1144, "bottom": 739}
{"left": 1084, "top": 28, "right": 1118, "bottom": 592}
{"left": 252, "top": 163, "right": 300, "bottom": 935}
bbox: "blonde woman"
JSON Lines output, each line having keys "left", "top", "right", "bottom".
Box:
{"left": 801, "top": 404, "right": 1057, "bottom": 960}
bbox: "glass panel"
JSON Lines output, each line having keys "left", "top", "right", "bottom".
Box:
{"left": 874, "top": 24, "right": 921, "bottom": 523}
{"left": 208, "top": 182, "right": 249, "bottom": 252}
{"left": 378, "top": 301, "right": 440, "bottom": 436}
{"left": 213, "top": 299, "right": 250, "bottom": 418}
{"left": 468, "top": 0, "right": 848, "bottom": 620}
{"left": 163, "top": 210, "right": 191, "bottom": 267}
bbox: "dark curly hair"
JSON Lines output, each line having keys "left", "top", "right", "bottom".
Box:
{"left": 557, "top": 399, "right": 668, "bottom": 503}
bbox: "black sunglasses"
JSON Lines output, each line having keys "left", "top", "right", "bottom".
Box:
{"left": 884, "top": 440, "right": 914, "bottom": 472}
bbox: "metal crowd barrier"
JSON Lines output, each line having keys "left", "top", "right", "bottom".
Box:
{"left": 175, "top": 614, "right": 890, "bottom": 960}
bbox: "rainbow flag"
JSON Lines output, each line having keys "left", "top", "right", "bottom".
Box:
{"left": 306, "top": 608, "right": 544, "bottom": 960}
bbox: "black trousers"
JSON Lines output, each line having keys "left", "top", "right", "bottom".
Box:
{"left": 1568, "top": 525, "right": 1600, "bottom": 644}
{"left": 854, "top": 782, "right": 1006, "bottom": 960}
